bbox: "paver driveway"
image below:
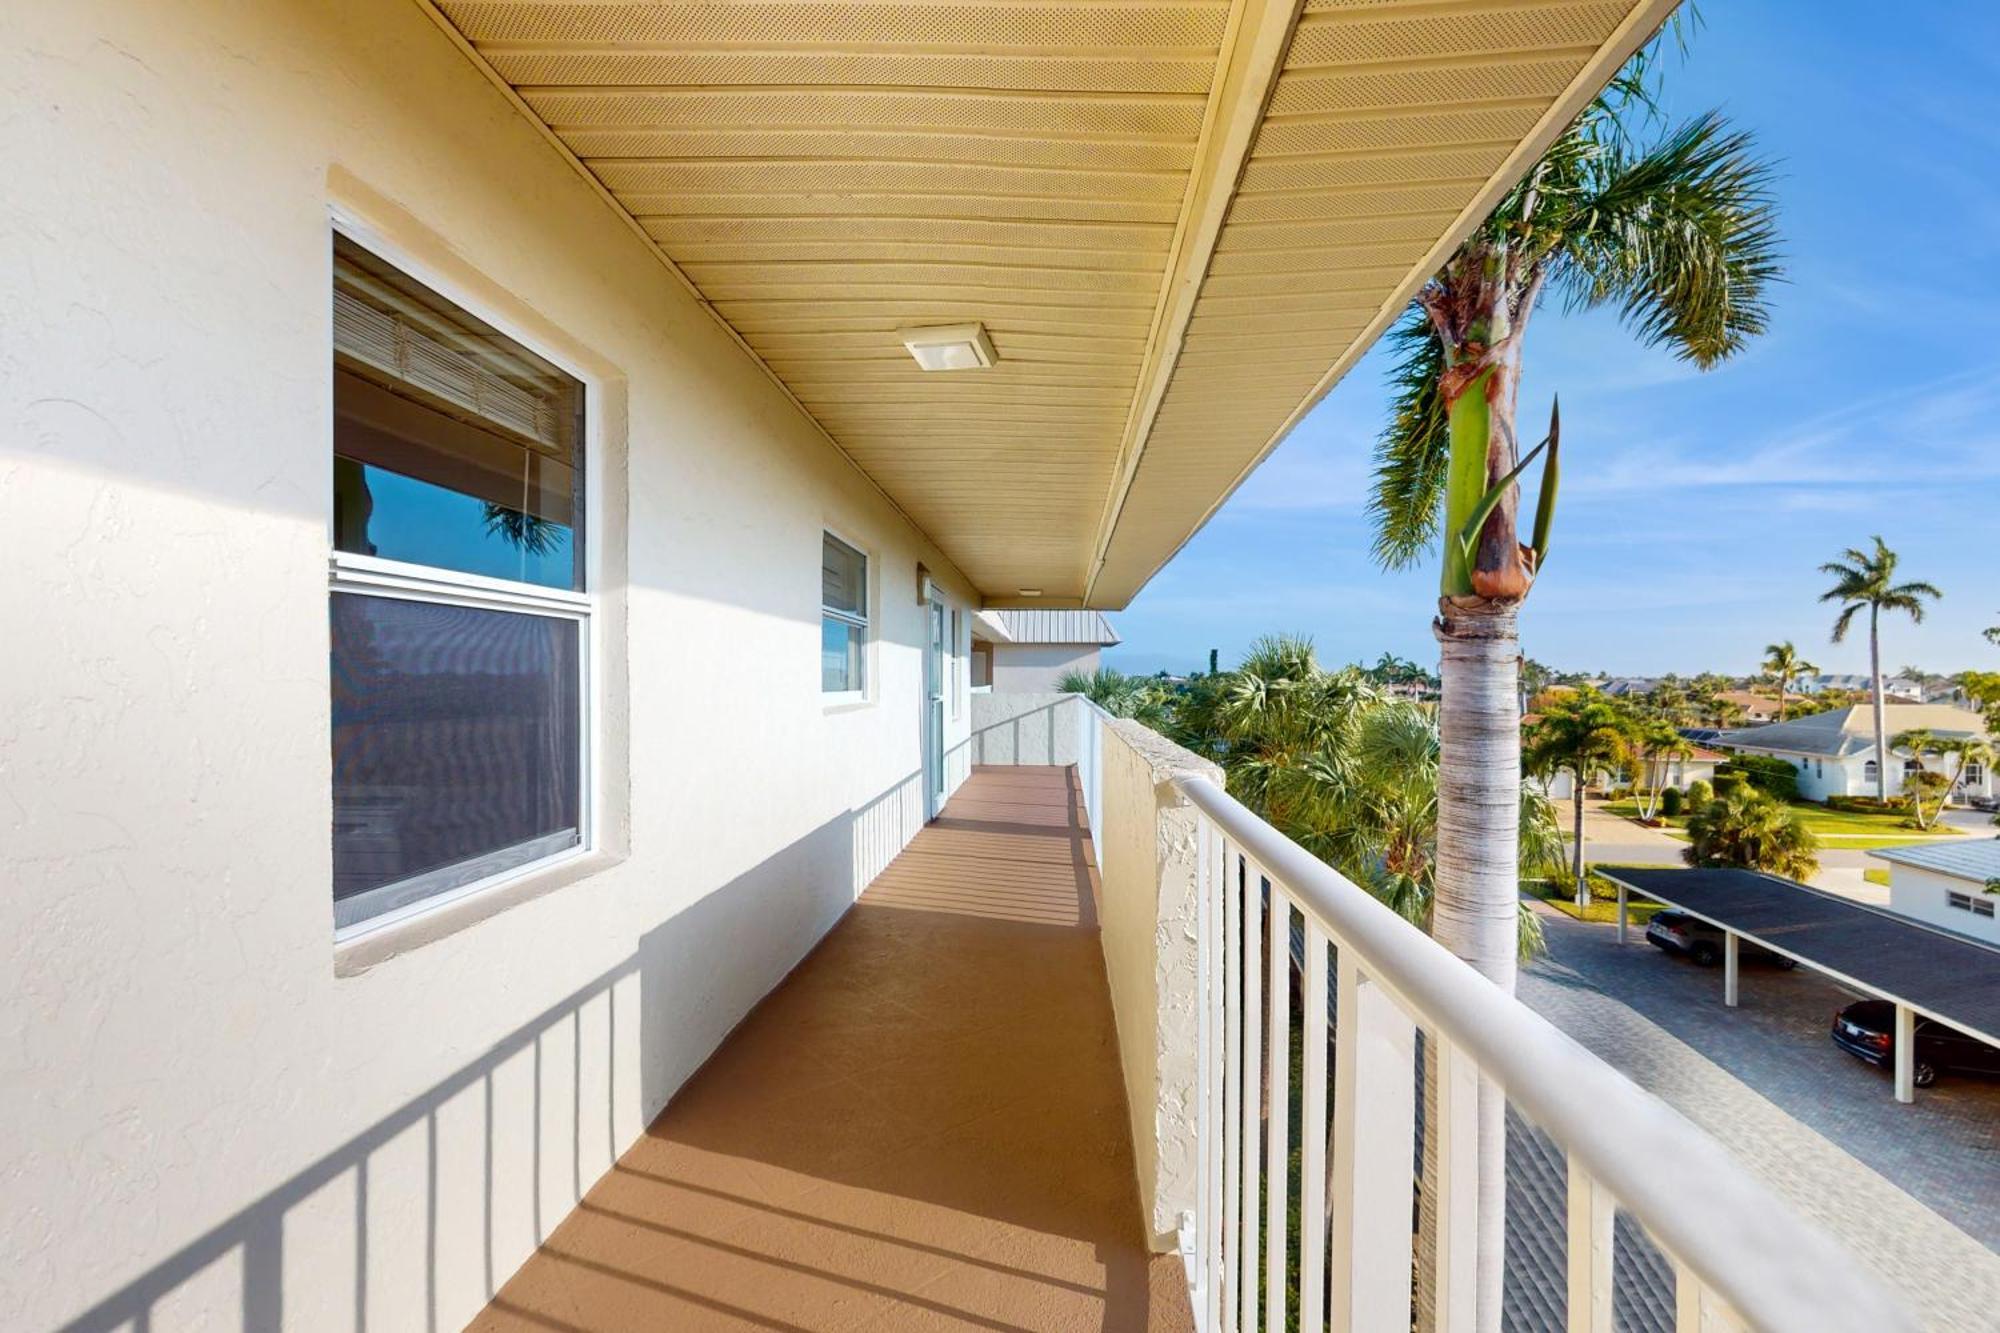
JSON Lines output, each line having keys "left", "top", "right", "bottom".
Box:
{"left": 1519, "top": 906, "right": 2000, "bottom": 1333}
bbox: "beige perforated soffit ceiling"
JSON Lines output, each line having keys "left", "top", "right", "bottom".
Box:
{"left": 414, "top": 0, "right": 1674, "bottom": 610}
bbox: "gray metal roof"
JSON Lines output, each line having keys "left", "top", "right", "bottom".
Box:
{"left": 1603, "top": 867, "right": 2000, "bottom": 1044}
{"left": 980, "top": 608, "right": 1119, "bottom": 646}
{"left": 1713, "top": 704, "right": 1989, "bottom": 758}
{"left": 1870, "top": 837, "right": 2000, "bottom": 884}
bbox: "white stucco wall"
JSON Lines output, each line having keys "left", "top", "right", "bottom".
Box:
{"left": 990, "top": 642, "right": 1102, "bottom": 692}
{"left": 1886, "top": 865, "right": 2000, "bottom": 944}
{"left": 1091, "top": 719, "right": 1220, "bottom": 1251}
{"left": 1, "top": 3, "right": 973, "bottom": 1329}
{"left": 968, "top": 690, "right": 1087, "bottom": 766}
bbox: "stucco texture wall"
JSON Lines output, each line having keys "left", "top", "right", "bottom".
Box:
{"left": 968, "top": 690, "right": 1087, "bottom": 766}
{"left": 991, "top": 643, "right": 1101, "bottom": 692}
{"left": 0, "top": 2, "right": 973, "bottom": 1328}
{"left": 1092, "top": 719, "right": 1222, "bottom": 1250}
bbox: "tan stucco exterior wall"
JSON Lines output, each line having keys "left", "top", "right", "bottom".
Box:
{"left": 1, "top": 3, "right": 975, "bottom": 1328}
{"left": 1094, "top": 718, "right": 1222, "bottom": 1250}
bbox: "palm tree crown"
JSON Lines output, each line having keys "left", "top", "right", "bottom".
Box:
{"left": 1819, "top": 537, "right": 1941, "bottom": 643}
{"left": 1370, "top": 84, "right": 1780, "bottom": 585}
{"left": 1761, "top": 640, "right": 1815, "bottom": 721}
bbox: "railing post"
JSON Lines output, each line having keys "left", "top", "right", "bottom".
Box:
{"left": 1264, "top": 877, "right": 1290, "bottom": 1333}
{"left": 1566, "top": 1155, "right": 1614, "bottom": 1333}
{"left": 1327, "top": 949, "right": 1417, "bottom": 1333}
{"left": 1299, "top": 922, "right": 1330, "bottom": 1333}
{"left": 1221, "top": 839, "right": 1242, "bottom": 1333}
{"left": 1237, "top": 855, "right": 1260, "bottom": 1333}
{"left": 1433, "top": 1036, "right": 1479, "bottom": 1332}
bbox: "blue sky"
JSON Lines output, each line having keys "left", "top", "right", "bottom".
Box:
{"left": 1107, "top": 5, "right": 2000, "bottom": 680}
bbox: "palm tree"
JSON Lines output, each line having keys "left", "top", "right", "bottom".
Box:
{"left": 1894, "top": 731, "right": 1994, "bottom": 829}
{"left": 1684, "top": 786, "right": 1818, "bottom": 881}
{"left": 1762, "top": 641, "right": 1816, "bottom": 722}
{"left": 1055, "top": 667, "right": 1168, "bottom": 729}
{"left": 1985, "top": 619, "right": 1999, "bottom": 648}
{"left": 1523, "top": 692, "right": 1638, "bottom": 907}
{"left": 1363, "top": 53, "right": 1778, "bottom": 1316}
{"left": 1820, "top": 537, "right": 1942, "bottom": 799}
{"left": 1367, "top": 73, "right": 1778, "bottom": 996}
{"left": 1634, "top": 719, "right": 1695, "bottom": 821}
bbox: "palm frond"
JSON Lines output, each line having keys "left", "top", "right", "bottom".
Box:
{"left": 1367, "top": 306, "right": 1451, "bottom": 570}
{"left": 1551, "top": 111, "right": 1782, "bottom": 367}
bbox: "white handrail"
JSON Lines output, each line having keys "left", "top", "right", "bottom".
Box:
{"left": 1175, "top": 775, "right": 1909, "bottom": 1333}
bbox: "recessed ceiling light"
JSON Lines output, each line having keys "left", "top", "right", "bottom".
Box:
{"left": 1017, "top": 588, "right": 1042, "bottom": 597}
{"left": 901, "top": 323, "right": 997, "bottom": 372}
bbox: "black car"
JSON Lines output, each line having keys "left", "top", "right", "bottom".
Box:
{"left": 1644, "top": 910, "right": 1797, "bottom": 969}
{"left": 1830, "top": 999, "right": 2000, "bottom": 1087}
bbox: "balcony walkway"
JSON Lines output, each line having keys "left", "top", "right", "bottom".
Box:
{"left": 473, "top": 765, "right": 1193, "bottom": 1331}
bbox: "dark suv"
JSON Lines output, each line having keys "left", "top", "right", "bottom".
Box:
{"left": 1830, "top": 999, "right": 2000, "bottom": 1087}
{"left": 1644, "top": 910, "right": 1797, "bottom": 969}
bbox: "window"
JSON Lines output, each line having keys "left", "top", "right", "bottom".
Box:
{"left": 329, "top": 231, "right": 590, "bottom": 934}
{"left": 1966, "top": 761, "right": 1985, "bottom": 786}
{"left": 821, "top": 531, "right": 867, "bottom": 695}
{"left": 1947, "top": 892, "right": 1995, "bottom": 919}
{"left": 971, "top": 642, "right": 993, "bottom": 690}
{"left": 1903, "top": 757, "right": 1922, "bottom": 776}
{"left": 1863, "top": 760, "right": 1879, "bottom": 783}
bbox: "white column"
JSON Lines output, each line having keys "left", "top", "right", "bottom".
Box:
{"left": 1616, "top": 881, "right": 1628, "bottom": 945}
{"left": 1723, "top": 933, "right": 1739, "bottom": 1008}
{"left": 1894, "top": 1003, "right": 1915, "bottom": 1104}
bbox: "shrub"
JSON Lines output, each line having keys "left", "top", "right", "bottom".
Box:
{"left": 1720, "top": 754, "right": 1800, "bottom": 801}
{"left": 1685, "top": 778, "right": 1713, "bottom": 809}
{"left": 1684, "top": 787, "right": 1819, "bottom": 881}
{"left": 1826, "top": 794, "right": 1907, "bottom": 814}
{"left": 1608, "top": 784, "right": 1634, "bottom": 800}
{"left": 1712, "top": 771, "right": 1745, "bottom": 798}
{"left": 1660, "top": 786, "right": 1685, "bottom": 817}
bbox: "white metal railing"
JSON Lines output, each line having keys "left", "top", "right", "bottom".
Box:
{"left": 1175, "top": 775, "right": 1909, "bottom": 1333}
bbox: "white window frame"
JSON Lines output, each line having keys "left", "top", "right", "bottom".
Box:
{"left": 327, "top": 214, "right": 600, "bottom": 942}
{"left": 949, "top": 606, "right": 964, "bottom": 719}
{"left": 820, "top": 527, "right": 870, "bottom": 705}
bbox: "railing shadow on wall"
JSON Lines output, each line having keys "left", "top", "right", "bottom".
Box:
{"left": 53, "top": 768, "right": 946, "bottom": 1333}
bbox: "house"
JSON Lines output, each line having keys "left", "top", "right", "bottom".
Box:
{"left": 1794, "top": 672, "right": 1922, "bottom": 702}
{"left": 1869, "top": 840, "right": 2000, "bottom": 945}
{"left": 3, "top": 4, "right": 1898, "bottom": 1332}
{"left": 1713, "top": 705, "right": 1995, "bottom": 803}
{"left": 1600, "top": 675, "right": 1661, "bottom": 697}
{"left": 1717, "top": 689, "right": 1779, "bottom": 723}
{"left": 970, "top": 608, "right": 1120, "bottom": 692}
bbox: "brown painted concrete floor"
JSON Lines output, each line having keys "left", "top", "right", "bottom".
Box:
{"left": 472, "top": 766, "right": 1194, "bottom": 1332}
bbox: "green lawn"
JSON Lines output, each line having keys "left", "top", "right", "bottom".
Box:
{"left": 1601, "top": 796, "right": 1961, "bottom": 849}
{"left": 1524, "top": 872, "right": 1665, "bottom": 925}
{"left": 1864, "top": 868, "right": 1891, "bottom": 887}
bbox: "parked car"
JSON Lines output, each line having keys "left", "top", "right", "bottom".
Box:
{"left": 1830, "top": 999, "right": 2000, "bottom": 1087}
{"left": 1644, "top": 910, "right": 1797, "bottom": 969}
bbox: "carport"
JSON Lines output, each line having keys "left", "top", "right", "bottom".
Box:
{"left": 1600, "top": 867, "right": 2000, "bottom": 1104}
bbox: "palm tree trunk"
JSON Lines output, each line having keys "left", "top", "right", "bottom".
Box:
{"left": 1870, "top": 607, "right": 1888, "bottom": 801}
{"left": 1777, "top": 678, "right": 1788, "bottom": 723}
{"left": 1433, "top": 599, "right": 1518, "bottom": 1333}
{"left": 1572, "top": 773, "right": 1588, "bottom": 907}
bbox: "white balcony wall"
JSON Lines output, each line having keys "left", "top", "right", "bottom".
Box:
{"left": 0, "top": 2, "right": 973, "bottom": 1329}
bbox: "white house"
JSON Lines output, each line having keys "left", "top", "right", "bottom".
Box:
{"left": 1, "top": 4, "right": 1900, "bottom": 1332}
{"left": 970, "top": 608, "right": 1121, "bottom": 692}
{"left": 1793, "top": 672, "right": 1922, "bottom": 702}
{"left": 1713, "top": 705, "right": 1994, "bottom": 803}
{"left": 1869, "top": 841, "right": 2000, "bottom": 945}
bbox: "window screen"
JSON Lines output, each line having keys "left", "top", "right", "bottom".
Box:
{"left": 333, "top": 233, "right": 584, "bottom": 590}
{"left": 330, "top": 594, "right": 581, "bottom": 928}
{"left": 821, "top": 532, "right": 867, "bottom": 693}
